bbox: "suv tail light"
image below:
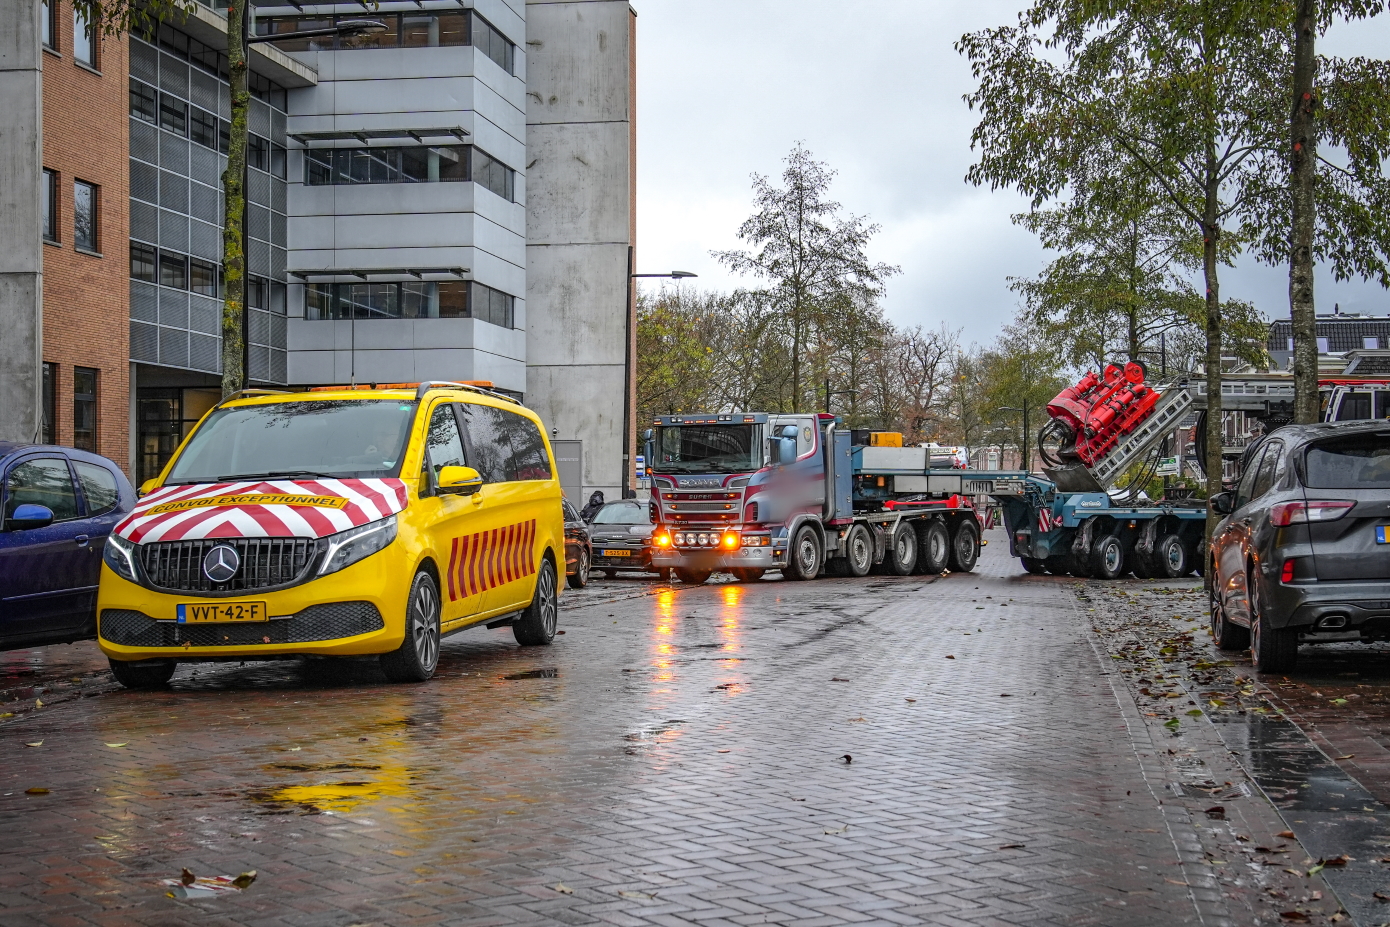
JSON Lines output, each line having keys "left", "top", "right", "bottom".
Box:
{"left": 1268, "top": 500, "right": 1355, "bottom": 526}
{"left": 1281, "top": 558, "right": 1298, "bottom": 583}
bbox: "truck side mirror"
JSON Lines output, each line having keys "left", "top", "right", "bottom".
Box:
{"left": 769, "top": 436, "right": 796, "bottom": 465}
{"left": 1209, "top": 491, "right": 1233, "bottom": 516}
{"left": 642, "top": 429, "right": 654, "bottom": 442}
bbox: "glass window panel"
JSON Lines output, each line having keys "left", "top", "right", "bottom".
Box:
{"left": 400, "top": 14, "right": 440, "bottom": 47}
{"left": 218, "top": 119, "right": 230, "bottom": 154}
{"left": 473, "top": 13, "right": 511, "bottom": 71}
{"left": 271, "top": 144, "right": 287, "bottom": 179}
{"left": 401, "top": 281, "right": 438, "bottom": 319}
{"left": 338, "top": 282, "right": 400, "bottom": 320}
{"left": 130, "top": 79, "right": 158, "bottom": 123}
{"left": 269, "top": 282, "right": 286, "bottom": 314}
{"left": 189, "top": 106, "right": 218, "bottom": 150}
{"left": 248, "top": 135, "right": 268, "bottom": 171}
{"left": 130, "top": 241, "right": 156, "bottom": 282}
{"left": 159, "top": 93, "right": 187, "bottom": 135}
{"left": 73, "top": 9, "right": 94, "bottom": 65}
{"left": 73, "top": 180, "right": 97, "bottom": 252}
{"left": 190, "top": 258, "right": 217, "bottom": 297}
{"left": 6, "top": 458, "right": 79, "bottom": 521}
{"left": 305, "top": 283, "right": 333, "bottom": 320}
{"left": 338, "top": 13, "right": 399, "bottom": 48}
{"left": 306, "top": 149, "right": 333, "bottom": 185}
{"left": 42, "top": 0, "right": 54, "bottom": 49}
{"left": 426, "top": 404, "right": 467, "bottom": 476}
{"left": 247, "top": 277, "right": 265, "bottom": 310}
{"left": 41, "top": 363, "right": 56, "bottom": 445}
{"left": 73, "top": 368, "right": 98, "bottom": 453}
{"left": 258, "top": 18, "right": 333, "bottom": 53}
{"left": 433, "top": 146, "right": 466, "bottom": 181}
{"left": 438, "top": 281, "right": 467, "bottom": 318}
{"left": 438, "top": 12, "right": 468, "bottom": 46}
{"left": 1365, "top": 336, "right": 1380, "bottom": 350}
{"left": 42, "top": 169, "right": 57, "bottom": 242}
{"left": 159, "top": 251, "right": 187, "bottom": 289}
{"left": 74, "top": 461, "right": 120, "bottom": 516}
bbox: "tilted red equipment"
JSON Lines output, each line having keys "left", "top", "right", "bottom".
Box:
{"left": 1045, "top": 362, "right": 1160, "bottom": 467}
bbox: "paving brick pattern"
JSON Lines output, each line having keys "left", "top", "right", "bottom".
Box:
{"left": 0, "top": 535, "right": 1252, "bottom": 925}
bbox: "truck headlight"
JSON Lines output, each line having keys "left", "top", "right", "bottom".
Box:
{"left": 103, "top": 534, "right": 139, "bottom": 582}
{"left": 317, "top": 515, "right": 398, "bottom": 576}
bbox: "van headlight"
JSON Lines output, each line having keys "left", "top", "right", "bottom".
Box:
{"left": 318, "top": 515, "right": 398, "bottom": 576}
{"left": 103, "top": 534, "right": 139, "bottom": 582}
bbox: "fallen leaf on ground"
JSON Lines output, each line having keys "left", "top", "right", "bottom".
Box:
{"left": 232, "top": 871, "right": 256, "bottom": 889}
{"left": 105, "top": 743, "right": 128, "bottom": 748}
{"left": 847, "top": 717, "right": 866, "bottom": 722}
{"left": 553, "top": 883, "right": 573, "bottom": 894}
{"left": 945, "top": 655, "right": 955, "bottom": 660}
{"left": 717, "top": 749, "right": 730, "bottom": 754}
{"left": 1164, "top": 719, "right": 1181, "bottom": 729}
{"left": 181, "top": 868, "right": 196, "bottom": 885}
{"left": 830, "top": 677, "right": 850, "bottom": 682}
{"left": 618, "top": 890, "right": 655, "bottom": 900}
{"left": 1165, "top": 878, "right": 1190, "bottom": 886}
{"left": 1205, "top": 806, "right": 1226, "bottom": 820}
{"left": 1187, "top": 709, "right": 1203, "bottom": 717}
{"left": 1307, "top": 863, "right": 1325, "bottom": 876}
{"left": 1331, "top": 698, "right": 1349, "bottom": 706}
{"left": 34, "top": 699, "right": 42, "bottom": 708}
{"left": 1374, "top": 891, "right": 1390, "bottom": 902}
{"left": 905, "top": 698, "right": 916, "bottom": 703}
{"left": 1278, "top": 831, "right": 1296, "bottom": 839}
{"left": 1321, "top": 855, "right": 1350, "bottom": 867}
{"left": 24, "top": 741, "right": 42, "bottom": 747}
{"left": 24, "top": 787, "right": 49, "bottom": 795}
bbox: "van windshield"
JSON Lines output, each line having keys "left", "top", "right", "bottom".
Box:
{"left": 165, "top": 399, "right": 417, "bottom": 484}
{"left": 593, "top": 503, "right": 650, "bottom": 525}
{"left": 1304, "top": 433, "right": 1390, "bottom": 488}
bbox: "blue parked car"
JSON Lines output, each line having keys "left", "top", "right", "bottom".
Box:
{"left": 0, "top": 444, "right": 136, "bottom": 651}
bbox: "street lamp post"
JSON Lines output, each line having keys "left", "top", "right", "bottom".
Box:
{"left": 623, "top": 260, "right": 697, "bottom": 498}
{"left": 998, "top": 401, "right": 1030, "bottom": 472}
{"left": 217, "top": 15, "right": 385, "bottom": 397}
{"left": 823, "top": 378, "right": 856, "bottom": 415}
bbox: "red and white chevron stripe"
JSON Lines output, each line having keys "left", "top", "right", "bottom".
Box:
{"left": 116, "top": 479, "right": 409, "bottom": 543}
{"left": 446, "top": 519, "right": 537, "bottom": 602}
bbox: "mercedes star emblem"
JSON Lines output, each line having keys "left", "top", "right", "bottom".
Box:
{"left": 202, "top": 545, "right": 241, "bottom": 584}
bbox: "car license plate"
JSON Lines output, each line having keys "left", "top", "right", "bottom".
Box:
{"left": 602, "top": 549, "right": 631, "bottom": 557}
{"left": 177, "top": 601, "right": 269, "bottom": 623}
{"left": 1378, "top": 526, "right": 1390, "bottom": 544}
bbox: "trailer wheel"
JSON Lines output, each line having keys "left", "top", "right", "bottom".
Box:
{"left": 883, "top": 522, "right": 918, "bottom": 575}
{"left": 1153, "top": 534, "right": 1188, "bottom": 579}
{"left": 947, "top": 519, "right": 980, "bottom": 573}
{"left": 674, "top": 568, "right": 711, "bottom": 586}
{"left": 1129, "top": 545, "right": 1155, "bottom": 579}
{"left": 913, "top": 520, "right": 949, "bottom": 574}
{"left": 1043, "top": 556, "right": 1071, "bottom": 576}
{"left": 1021, "top": 557, "right": 1047, "bottom": 575}
{"left": 1088, "top": 534, "right": 1126, "bottom": 580}
{"left": 784, "top": 525, "right": 822, "bottom": 581}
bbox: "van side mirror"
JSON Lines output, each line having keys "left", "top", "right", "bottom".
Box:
{"left": 8, "top": 504, "right": 54, "bottom": 531}
{"left": 138, "top": 478, "right": 159, "bottom": 497}
{"left": 437, "top": 465, "right": 484, "bottom": 495}
{"left": 1209, "top": 491, "right": 1233, "bottom": 516}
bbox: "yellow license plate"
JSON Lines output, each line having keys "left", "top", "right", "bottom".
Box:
{"left": 602, "top": 549, "right": 631, "bottom": 557}
{"left": 177, "top": 601, "right": 269, "bottom": 623}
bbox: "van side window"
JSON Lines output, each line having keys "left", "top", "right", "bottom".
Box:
{"left": 459, "top": 403, "right": 552, "bottom": 483}
{"left": 425, "top": 403, "right": 466, "bottom": 477}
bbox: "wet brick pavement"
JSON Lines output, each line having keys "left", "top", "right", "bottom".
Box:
{"left": 0, "top": 532, "right": 1339, "bottom": 926}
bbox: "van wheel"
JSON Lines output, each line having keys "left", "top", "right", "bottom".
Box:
{"left": 784, "top": 525, "right": 822, "bottom": 580}
{"left": 513, "top": 557, "right": 559, "bottom": 646}
{"left": 108, "top": 658, "right": 176, "bottom": 690}
{"left": 913, "top": 520, "right": 948, "bottom": 574}
{"left": 883, "top": 522, "right": 918, "bottom": 576}
{"left": 1209, "top": 578, "right": 1249, "bottom": 651}
{"left": 1089, "top": 534, "right": 1125, "bottom": 580}
{"left": 947, "top": 519, "right": 980, "bottom": 573}
{"left": 843, "top": 524, "right": 874, "bottom": 577}
{"left": 1154, "top": 534, "right": 1188, "bottom": 579}
{"left": 567, "top": 547, "right": 590, "bottom": 589}
{"left": 381, "top": 571, "right": 442, "bottom": 682}
{"left": 1250, "top": 573, "right": 1297, "bottom": 673}
{"left": 1021, "top": 556, "right": 1047, "bottom": 575}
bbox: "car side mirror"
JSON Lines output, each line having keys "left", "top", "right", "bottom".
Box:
{"left": 1209, "top": 491, "right": 1234, "bottom": 516}
{"left": 138, "top": 478, "right": 159, "bottom": 497}
{"left": 8, "top": 503, "right": 54, "bottom": 531}
{"left": 437, "top": 465, "right": 484, "bottom": 495}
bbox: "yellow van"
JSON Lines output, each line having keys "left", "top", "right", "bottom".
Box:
{"left": 97, "top": 382, "right": 564, "bottom": 687}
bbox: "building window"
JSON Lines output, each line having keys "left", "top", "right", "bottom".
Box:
{"left": 42, "top": 0, "right": 56, "bottom": 51}
{"left": 470, "top": 282, "right": 515, "bottom": 328}
{"left": 189, "top": 258, "right": 218, "bottom": 297}
{"left": 159, "top": 251, "right": 187, "bottom": 289}
{"left": 472, "top": 12, "right": 514, "bottom": 73}
{"left": 129, "top": 78, "right": 158, "bottom": 123}
{"left": 304, "top": 145, "right": 511, "bottom": 199}
{"left": 73, "top": 179, "right": 97, "bottom": 252}
{"left": 42, "top": 169, "right": 58, "bottom": 243}
{"left": 304, "top": 280, "right": 478, "bottom": 321}
{"left": 41, "top": 362, "right": 56, "bottom": 445}
{"left": 471, "top": 148, "right": 514, "bottom": 201}
{"left": 255, "top": 10, "right": 513, "bottom": 65}
{"left": 130, "top": 241, "right": 157, "bottom": 281}
{"left": 1317, "top": 337, "right": 1330, "bottom": 353}
{"left": 73, "top": 367, "right": 98, "bottom": 452}
{"left": 1365, "top": 336, "right": 1380, "bottom": 350}
{"left": 73, "top": 7, "right": 95, "bottom": 67}
{"left": 159, "top": 93, "right": 187, "bottom": 136}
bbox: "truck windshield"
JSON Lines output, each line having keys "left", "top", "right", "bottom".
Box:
{"left": 165, "top": 399, "right": 417, "bottom": 484}
{"left": 655, "top": 424, "right": 761, "bottom": 473}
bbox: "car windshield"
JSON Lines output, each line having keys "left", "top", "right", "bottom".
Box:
{"left": 1304, "top": 432, "right": 1390, "bottom": 488}
{"left": 165, "top": 399, "right": 417, "bottom": 484}
{"left": 592, "top": 503, "right": 649, "bottom": 525}
{"left": 654, "top": 424, "right": 761, "bottom": 473}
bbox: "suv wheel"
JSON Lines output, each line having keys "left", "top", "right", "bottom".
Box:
{"left": 514, "top": 557, "right": 559, "bottom": 646}
{"left": 381, "top": 570, "right": 442, "bottom": 682}
{"left": 108, "top": 658, "right": 176, "bottom": 690}
{"left": 1250, "top": 571, "right": 1297, "bottom": 673}
{"left": 1209, "top": 574, "right": 1250, "bottom": 650}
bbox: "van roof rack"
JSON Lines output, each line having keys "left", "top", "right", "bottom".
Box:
{"left": 414, "top": 381, "right": 521, "bottom": 404}
{"left": 213, "top": 388, "right": 291, "bottom": 410}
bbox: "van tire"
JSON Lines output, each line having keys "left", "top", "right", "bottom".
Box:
{"left": 947, "top": 519, "right": 980, "bottom": 573}
{"left": 914, "top": 520, "right": 948, "bottom": 574}
{"left": 108, "top": 658, "right": 176, "bottom": 689}
{"left": 381, "top": 570, "right": 442, "bottom": 682}
{"left": 513, "top": 557, "right": 559, "bottom": 646}
{"left": 884, "top": 522, "right": 918, "bottom": 576}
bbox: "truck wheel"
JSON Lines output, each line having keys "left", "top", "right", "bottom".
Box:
{"left": 1088, "top": 534, "right": 1126, "bottom": 580}
{"left": 730, "top": 568, "right": 764, "bottom": 582}
{"left": 844, "top": 524, "right": 873, "bottom": 577}
{"left": 1153, "top": 534, "right": 1188, "bottom": 579}
{"left": 675, "top": 568, "right": 712, "bottom": 585}
{"left": 1129, "top": 544, "right": 1155, "bottom": 579}
{"left": 512, "top": 557, "right": 559, "bottom": 646}
{"left": 1209, "top": 578, "right": 1249, "bottom": 650}
{"left": 108, "top": 658, "right": 176, "bottom": 690}
{"left": 1043, "top": 556, "right": 1071, "bottom": 576}
{"left": 1250, "top": 574, "right": 1296, "bottom": 673}
{"left": 784, "top": 525, "right": 823, "bottom": 580}
{"left": 1021, "top": 556, "right": 1047, "bottom": 575}
{"left": 913, "top": 520, "right": 948, "bottom": 574}
{"left": 381, "top": 570, "right": 442, "bottom": 681}
{"left": 947, "top": 519, "right": 980, "bottom": 573}
{"left": 883, "top": 522, "right": 918, "bottom": 576}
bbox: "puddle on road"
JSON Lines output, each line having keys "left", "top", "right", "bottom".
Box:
{"left": 502, "top": 668, "right": 559, "bottom": 680}
{"left": 250, "top": 761, "right": 409, "bottom": 814}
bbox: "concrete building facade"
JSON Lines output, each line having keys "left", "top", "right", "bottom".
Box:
{"left": 2, "top": 0, "right": 635, "bottom": 503}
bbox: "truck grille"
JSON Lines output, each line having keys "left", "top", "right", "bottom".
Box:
{"left": 140, "top": 537, "right": 317, "bottom": 593}
{"left": 98, "top": 602, "right": 384, "bottom": 648}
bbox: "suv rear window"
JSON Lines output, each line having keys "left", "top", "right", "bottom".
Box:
{"left": 1304, "top": 433, "right": 1390, "bottom": 488}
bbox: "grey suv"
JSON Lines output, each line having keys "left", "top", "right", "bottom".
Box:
{"left": 1209, "top": 421, "right": 1390, "bottom": 673}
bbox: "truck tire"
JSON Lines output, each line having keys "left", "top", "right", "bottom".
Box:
{"left": 1250, "top": 573, "right": 1297, "bottom": 673}
{"left": 675, "top": 568, "right": 712, "bottom": 585}
{"left": 1088, "top": 534, "right": 1126, "bottom": 580}
{"left": 1129, "top": 543, "right": 1155, "bottom": 579}
{"left": 1153, "top": 533, "right": 1188, "bottom": 579}
{"left": 913, "top": 519, "right": 949, "bottom": 574}
{"left": 883, "top": 522, "right": 918, "bottom": 576}
{"left": 843, "top": 523, "right": 874, "bottom": 577}
{"left": 730, "top": 568, "right": 764, "bottom": 582}
{"left": 947, "top": 519, "right": 980, "bottom": 573}
{"left": 1021, "top": 557, "right": 1047, "bottom": 575}
{"left": 784, "top": 524, "right": 823, "bottom": 580}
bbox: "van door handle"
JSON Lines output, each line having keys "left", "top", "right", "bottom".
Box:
{"left": 74, "top": 535, "right": 90, "bottom": 548}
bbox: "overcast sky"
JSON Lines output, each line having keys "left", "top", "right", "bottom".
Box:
{"left": 632, "top": 0, "right": 1390, "bottom": 350}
